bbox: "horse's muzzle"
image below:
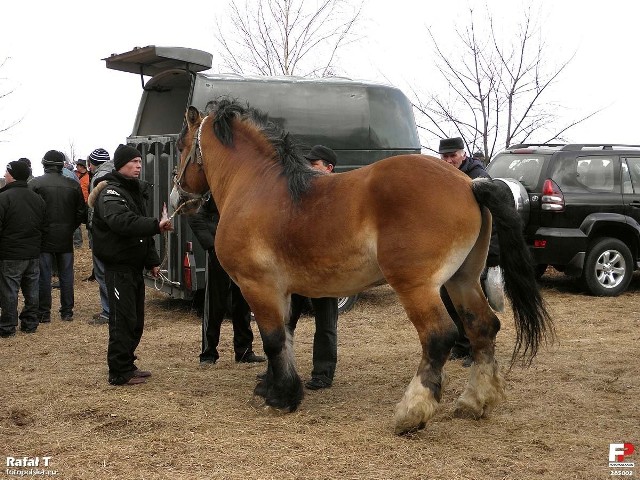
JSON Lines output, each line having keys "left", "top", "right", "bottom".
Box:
{"left": 169, "top": 185, "right": 182, "bottom": 211}
{"left": 169, "top": 185, "right": 204, "bottom": 215}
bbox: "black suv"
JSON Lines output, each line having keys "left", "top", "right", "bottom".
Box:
{"left": 487, "top": 143, "right": 640, "bottom": 296}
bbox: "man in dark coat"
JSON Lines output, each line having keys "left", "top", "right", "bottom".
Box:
{"left": 188, "top": 197, "right": 265, "bottom": 365}
{"left": 438, "top": 137, "right": 500, "bottom": 366}
{"left": 289, "top": 145, "right": 340, "bottom": 390}
{"left": 90, "top": 144, "right": 173, "bottom": 386}
{"left": 29, "top": 150, "right": 87, "bottom": 323}
{"left": 0, "top": 161, "right": 46, "bottom": 337}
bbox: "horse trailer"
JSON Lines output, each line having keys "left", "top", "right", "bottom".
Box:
{"left": 104, "top": 45, "right": 421, "bottom": 312}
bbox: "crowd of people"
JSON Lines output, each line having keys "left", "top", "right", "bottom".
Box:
{"left": 0, "top": 139, "right": 497, "bottom": 387}
{"left": 0, "top": 144, "right": 343, "bottom": 390}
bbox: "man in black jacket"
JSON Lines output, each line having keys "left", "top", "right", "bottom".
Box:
{"left": 438, "top": 137, "right": 501, "bottom": 367}
{"left": 0, "top": 161, "right": 47, "bottom": 337}
{"left": 29, "top": 150, "right": 86, "bottom": 323}
{"left": 289, "top": 145, "right": 340, "bottom": 390}
{"left": 90, "top": 144, "right": 173, "bottom": 386}
{"left": 188, "top": 198, "right": 265, "bottom": 365}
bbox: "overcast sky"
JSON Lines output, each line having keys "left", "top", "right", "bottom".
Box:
{"left": 1, "top": 0, "right": 638, "bottom": 175}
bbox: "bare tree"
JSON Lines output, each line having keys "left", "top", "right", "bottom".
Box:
{"left": 414, "top": 6, "right": 599, "bottom": 159}
{"left": 214, "top": 0, "right": 363, "bottom": 77}
{"left": 0, "top": 57, "right": 20, "bottom": 139}
{"left": 66, "top": 139, "right": 77, "bottom": 167}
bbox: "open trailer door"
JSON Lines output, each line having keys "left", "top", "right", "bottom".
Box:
{"left": 103, "top": 46, "right": 213, "bottom": 300}
{"left": 103, "top": 45, "right": 212, "bottom": 77}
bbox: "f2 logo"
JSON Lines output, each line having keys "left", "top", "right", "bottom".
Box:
{"left": 609, "top": 443, "right": 635, "bottom": 462}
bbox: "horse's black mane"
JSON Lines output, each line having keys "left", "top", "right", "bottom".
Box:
{"left": 203, "top": 97, "right": 320, "bottom": 202}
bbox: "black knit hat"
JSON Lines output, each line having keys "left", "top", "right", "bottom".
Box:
{"left": 88, "top": 148, "right": 110, "bottom": 166}
{"left": 42, "top": 150, "right": 65, "bottom": 166}
{"left": 7, "top": 160, "right": 31, "bottom": 181}
{"left": 304, "top": 145, "right": 337, "bottom": 167}
{"left": 438, "top": 137, "right": 465, "bottom": 154}
{"left": 18, "top": 157, "right": 31, "bottom": 168}
{"left": 113, "top": 144, "right": 141, "bottom": 171}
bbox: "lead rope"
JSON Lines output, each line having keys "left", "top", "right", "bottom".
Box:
{"left": 153, "top": 196, "right": 207, "bottom": 290}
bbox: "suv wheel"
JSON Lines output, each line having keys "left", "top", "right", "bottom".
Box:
{"left": 582, "top": 238, "right": 633, "bottom": 296}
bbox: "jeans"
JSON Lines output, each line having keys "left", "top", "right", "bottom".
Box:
{"left": 39, "top": 252, "right": 74, "bottom": 319}
{"left": 93, "top": 253, "right": 109, "bottom": 317}
{"left": 0, "top": 258, "right": 40, "bottom": 334}
{"left": 73, "top": 226, "right": 83, "bottom": 247}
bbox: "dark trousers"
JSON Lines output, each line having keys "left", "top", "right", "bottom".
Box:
{"left": 440, "top": 268, "right": 490, "bottom": 356}
{"left": 106, "top": 268, "right": 145, "bottom": 384}
{"left": 201, "top": 250, "right": 254, "bottom": 362}
{"left": 0, "top": 259, "right": 40, "bottom": 334}
{"left": 289, "top": 295, "right": 338, "bottom": 382}
{"left": 38, "top": 252, "right": 74, "bottom": 319}
{"left": 440, "top": 286, "right": 471, "bottom": 354}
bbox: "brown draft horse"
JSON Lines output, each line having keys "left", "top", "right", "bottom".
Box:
{"left": 170, "top": 98, "right": 553, "bottom": 434}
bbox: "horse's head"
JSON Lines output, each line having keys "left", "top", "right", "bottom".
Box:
{"left": 170, "top": 106, "right": 210, "bottom": 215}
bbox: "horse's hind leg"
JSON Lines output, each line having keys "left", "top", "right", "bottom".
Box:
{"left": 246, "top": 290, "right": 303, "bottom": 412}
{"left": 444, "top": 280, "right": 505, "bottom": 419}
{"left": 393, "top": 288, "right": 458, "bottom": 435}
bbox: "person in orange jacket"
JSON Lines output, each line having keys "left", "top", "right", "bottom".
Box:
{"left": 73, "top": 159, "right": 90, "bottom": 248}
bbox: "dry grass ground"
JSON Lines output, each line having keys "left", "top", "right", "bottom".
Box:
{"left": 1, "top": 240, "right": 638, "bottom": 479}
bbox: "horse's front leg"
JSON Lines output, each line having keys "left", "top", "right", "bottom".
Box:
{"left": 393, "top": 288, "right": 458, "bottom": 435}
{"left": 246, "top": 290, "right": 303, "bottom": 412}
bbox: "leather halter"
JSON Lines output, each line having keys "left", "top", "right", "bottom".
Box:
{"left": 173, "top": 116, "right": 208, "bottom": 202}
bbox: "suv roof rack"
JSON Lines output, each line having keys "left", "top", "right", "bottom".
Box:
{"left": 508, "top": 143, "right": 565, "bottom": 149}
{"left": 509, "top": 143, "right": 640, "bottom": 151}
{"left": 560, "top": 144, "right": 640, "bottom": 150}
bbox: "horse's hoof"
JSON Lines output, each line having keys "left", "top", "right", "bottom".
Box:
{"left": 453, "top": 397, "right": 484, "bottom": 419}
{"left": 265, "top": 395, "right": 299, "bottom": 413}
{"left": 394, "top": 421, "right": 426, "bottom": 436}
{"left": 253, "top": 380, "right": 268, "bottom": 399}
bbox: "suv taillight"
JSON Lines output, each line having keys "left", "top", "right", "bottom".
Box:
{"left": 541, "top": 179, "right": 564, "bottom": 212}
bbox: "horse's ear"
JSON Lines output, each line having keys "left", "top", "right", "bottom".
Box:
{"left": 186, "top": 106, "right": 201, "bottom": 127}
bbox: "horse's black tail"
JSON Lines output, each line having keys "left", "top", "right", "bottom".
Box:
{"left": 471, "top": 179, "right": 554, "bottom": 365}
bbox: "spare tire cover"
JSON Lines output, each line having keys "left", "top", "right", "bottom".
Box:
{"left": 494, "top": 177, "right": 530, "bottom": 226}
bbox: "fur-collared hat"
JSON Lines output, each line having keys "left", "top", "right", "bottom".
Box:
{"left": 304, "top": 145, "right": 337, "bottom": 167}
{"left": 113, "top": 144, "right": 141, "bottom": 171}
{"left": 438, "top": 137, "right": 465, "bottom": 154}
{"left": 42, "top": 150, "right": 66, "bottom": 166}
{"left": 7, "top": 160, "right": 31, "bottom": 181}
{"left": 88, "top": 148, "right": 110, "bottom": 166}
